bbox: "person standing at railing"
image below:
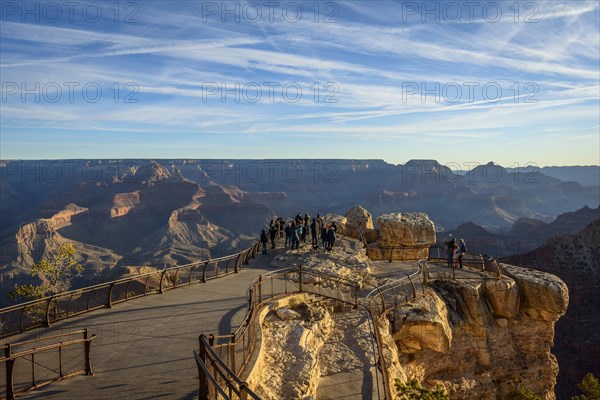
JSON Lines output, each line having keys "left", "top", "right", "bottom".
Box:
{"left": 291, "top": 222, "right": 300, "bottom": 250}
{"left": 321, "top": 224, "right": 328, "bottom": 250}
{"left": 458, "top": 239, "right": 467, "bottom": 269}
{"left": 310, "top": 217, "right": 318, "bottom": 247}
{"left": 284, "top": 222, "right": 292, "bottom": 248}
{"left": 444, "top": 237, "right": 456, "bottom": 268}
{"left": 269, "top": 223, "right": 277, "bottom": 249}
{"left": 278, "top": 217, "right": 285, "bottom": 239}
{"left": 261, "top": 229, "right": 269, "bottom": 255}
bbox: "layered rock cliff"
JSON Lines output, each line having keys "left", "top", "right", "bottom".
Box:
{"left": 381, "top": 263, "right": 568, "bottom": 399}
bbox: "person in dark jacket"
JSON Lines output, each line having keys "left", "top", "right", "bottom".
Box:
{"left": 444, "top": 237, "right": 456, "bottom": 268}
{"left": 310, "top": 218, "right": 318, "bottom": 246}
{"left": 269, "top": 224, "right": 277, "bottom": 249}
{"left": 260, "top": 229, "right": 268, "bottom": 255}
{"left": 458, "top": 239, "right": 467, "bottom": 269}
{"left": 321, "top": 225, "right": 328, "bottom": 250}
{"left": 291, "top": 222, "right": 300, "bottom": 250}
{"left": 327, "top": 227, "right": 336, "bottom": 251}
{"left": 284, "top": 223, "right": 292, "bottom": 248}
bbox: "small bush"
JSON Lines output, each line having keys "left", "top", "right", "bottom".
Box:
{"left": 395, "top": 379, "right": 449, "bottom": 400}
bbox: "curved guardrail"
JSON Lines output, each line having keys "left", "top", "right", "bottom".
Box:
{"left": 0, "top": 241, "right": 261, "bottom": 339}
{"left": 427, "top": 245, "right": 502, "bottom": 278}
{"left": 363, "top": 262, "right": 425, "bottom": 400}
{"left": 194, "top": 265, "right": 360, "bottom": 400}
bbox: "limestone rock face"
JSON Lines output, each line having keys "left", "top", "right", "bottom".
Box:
{"left": 387, "top": 265, "right": 568, "bottom": 399}
{"left": 499, "top": 264, "right": 569, "bottom": 322}
{"left": 393, "top": 292, "right": 452, "bottom": 353}
{"left": 376, "top": 213, "right": 436, "bottom": 246}
{"left": 276, "top": 307, "right": 301, "bottom": 321}
{"left": 484, "top": 279, "right": 520, "bottom": 319}
{"left": 366, "top": 213, "right": 436, "bottom": 261}
{"left": 344, "top": 205, "right": 374, "bottom": 239}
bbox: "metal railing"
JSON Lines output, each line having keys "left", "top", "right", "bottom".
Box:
{"left": 0, "top": 242, "right": 261, "bottom": 339}
{"left": 194, "top": 266, "right": 360, "bottom": 400}
{"left": 1, "top": 329, "right": 96, "bottom": 399}
{"left": 428, "top": 245, "right": 502, "bottom": 278}
{"left": 363, "top": 262, "right": 426, "bottom": 400}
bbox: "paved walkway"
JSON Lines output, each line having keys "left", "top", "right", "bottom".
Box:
{"left": 17, "top": 250, "right": 279, "bottom": 400}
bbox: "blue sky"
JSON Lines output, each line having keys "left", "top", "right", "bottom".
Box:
{"left": 0, "top": 0, "right": 599, "bottom": 166}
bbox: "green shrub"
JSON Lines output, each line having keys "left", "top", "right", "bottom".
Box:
{"left": 572, "top": 373, "right": 600, "bottom": 400}
{"left": 395, "top": 379, "right": 449, "bottom": 400}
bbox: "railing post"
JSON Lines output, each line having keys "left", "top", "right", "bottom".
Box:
{"left": 408, "top": 275, "right": 417, "bottom": 299}
{"left": 5, "top": 344, "right": 15, "bottom": 400}
{"left": 198, "top": 335, "right": 209, "bottom": 400}
{"left": 258, "top": 275, "right": 263, "bottom": 303}
{"left": 240, "top": 382, "right": 251, "bottom": 400}
{"left": 108, "top": 282, "right": 116, "bottom": 308}
{"left": 235, "top": 253, "right": 242, "bottom": 273}
{"left": 59, "top": 344, "right": 63, "bottom": 377}
{"left": 66, "top": 293, "right": 74, "bottom": 317}
{"left": 159, "top": 269, "right": 167, "bottom": 294}
{"left": 45, "top": 297, "right": 53, "bottom": 327}
{"left": 86, "top": 290, "right": 93, "bottom": 312}
{"left": 229, "top": 341, "right": 236, "bottom": 374}
{"left": 202, "top": 261, "right": 209, "bottom": 283}
{"left": 84, "top": 329, "right": 94, "bottom": 376}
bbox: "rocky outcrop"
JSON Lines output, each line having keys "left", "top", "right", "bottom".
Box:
{"left": 15, "top": 204, "right": 88, "bottom": 256}
{"left": 247, "top": 296, "right": 334, "bottom": 400}
{"left": 388, "top": 265, "right": 568, "bottom": 399}
{"left": 367, "top": 213, "right": 436, "bottom": 261}
{"left": 344, "top": 205, "right": 374, "bottom": 240}
{"left": 110, "top": 191, "right": 140, "bottom": 218}
{"left": 501, "top": 220, "right": 600, "bottom": 398}
{"left": 377, "top": 213, "right": 436, "bottom": 246}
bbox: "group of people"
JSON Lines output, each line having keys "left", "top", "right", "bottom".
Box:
{"left": 260, "top": 212, "right": 338, "bottom": 254}
{"left": 444, "top": 236, "right": 467, "bottom": 269}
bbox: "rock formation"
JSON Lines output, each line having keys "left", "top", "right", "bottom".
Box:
{"left": 386, "top": 264, "right": 568, "bottom": 399}
{"left": 367, "top": 212, "right": 436, "bottom": 261}
{"left": 344, "top": 205, "right": 375, "bottom": 240}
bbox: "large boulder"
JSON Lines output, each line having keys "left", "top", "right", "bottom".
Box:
{"left": 344, "top": 205, "right": 374, "bottom": 239}
{"left": 376, "top": 213, "right": 436, "bottom": 246}
{"left": 393, "top": 291, "right": 452, "bottom": 353}
{"left": 366, "top": 213, "right": 436, "bottom": 260}
{"left": 499, "top": 263, "right": 569, "bottom": 322}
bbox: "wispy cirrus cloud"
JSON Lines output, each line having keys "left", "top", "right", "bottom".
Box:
{"left": 0, "top": 0, "right": 598, "bottom": 165}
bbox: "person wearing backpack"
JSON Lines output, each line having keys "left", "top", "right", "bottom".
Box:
{"left": 458, "top": 239, "right": 467, "bottom": 269}
{"left": 444, "top": 237, "right": 456, "bottom": 268}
